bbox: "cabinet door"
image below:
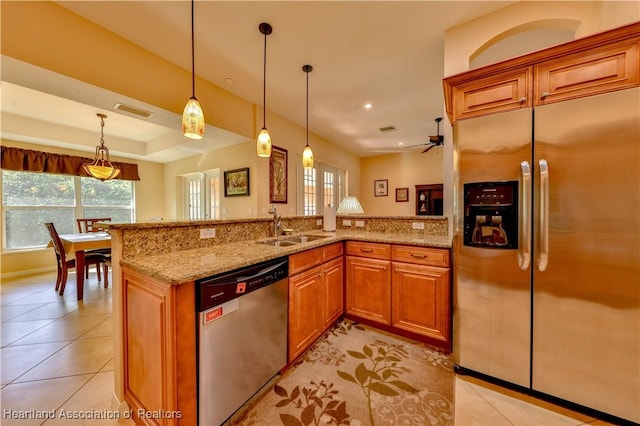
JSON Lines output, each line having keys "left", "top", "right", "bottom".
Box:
{"left": 345, "top": 256, "right": 391, "bottom": 325}
{"left": 392, "top": 262, "right": 450, "bottom": 343}
{"left": 535, "top": 42, "right": 639, "bottom": 105}
{"left": 288, "top": 266, "right": 323, "bottom": 361}
{"left": 322, "top": 257, "right": 343, "bottom": 328}
{"left": 450, "top": 67, "right": 532, "bottom": 121}
{"left": 122, "top": 268, "right": 196, "bottom": 426}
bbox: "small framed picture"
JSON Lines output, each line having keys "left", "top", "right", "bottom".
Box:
{"left": 224, "top": 167, "right": 250, "bottom": 197}
{"left": 374, "top": 179, "right": 388, "bottom": 197}
{"left": 396, "top": 187, "right": 409, "bottom": 202}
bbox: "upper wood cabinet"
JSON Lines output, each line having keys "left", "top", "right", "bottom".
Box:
{"left": 444, "top": 22, "right": 640, "bottom": 123}
{"left": 534, "top": 42, "right": 639, "bottom": 105}
{"left": 447, "top": 67, "right": 532, "bottom": 121}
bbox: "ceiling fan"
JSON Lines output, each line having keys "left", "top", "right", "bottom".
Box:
{"left": 405, "top": 117, "right": 444, "bottom": 154}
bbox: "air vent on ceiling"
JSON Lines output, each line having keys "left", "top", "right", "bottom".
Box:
{"left": 379, "top": 125, "right": 397, "bottom": 133}
{"left": 113, "top": 102, "right": 153, "bottom": 118}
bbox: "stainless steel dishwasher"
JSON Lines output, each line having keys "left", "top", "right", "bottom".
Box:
{"left": 197, "top": 257, "right": 288, "bottom": 426}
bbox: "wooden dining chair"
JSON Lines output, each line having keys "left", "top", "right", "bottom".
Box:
{"left": 77, "top": 217, "right": 111, "bottom": 233}
{"left": 77, "top": 217, "right": 112, "bottom": 277}
{"left": 45, "top": 222, "right": 108, "bottom": 296}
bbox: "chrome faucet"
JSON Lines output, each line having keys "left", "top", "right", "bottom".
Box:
{"left": 267, "top": 205, "right": 282, "bottom": 237}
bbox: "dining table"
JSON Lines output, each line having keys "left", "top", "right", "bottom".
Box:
{"left": 50, "top": 232, "right": 111, "bottom": 300}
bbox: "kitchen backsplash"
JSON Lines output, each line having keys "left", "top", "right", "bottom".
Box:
{"left": 112, "top": 215, "right": 448, "bottom": 258}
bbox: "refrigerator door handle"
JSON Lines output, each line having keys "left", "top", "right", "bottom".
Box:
{"left": 519, "top": 161, "right": 531, "bottom": 270}
{"left": 538, "top": 159, "right": 549, "bottom": 271}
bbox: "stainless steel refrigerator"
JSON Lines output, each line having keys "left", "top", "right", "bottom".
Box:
{"left": 453, "top": 87, "right": 639, "bottom": 424}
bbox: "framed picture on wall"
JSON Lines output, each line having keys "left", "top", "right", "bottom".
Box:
{"left": 374, "top": 179, "right": 388, "bottom": 197}
{"left": 396, "top": 187, "right": 409, "bottom": 202}
{"left": 224, "top": 167, "right": 250, "bottom": 197}
{"left": 270, "top": 146, "right": 288, "bottom": 203}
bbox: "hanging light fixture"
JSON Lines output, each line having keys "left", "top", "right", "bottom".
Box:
{"left": 83, "top": 113, "right": 121, "bottom": 181}
{"left": 181, "top": 0, "right": 204, "bottom": 139}
{"left": 302, "top": 64, "right": 315, "bottom": 169}
{"left": 257, "top": 22, "right": 273, "bottom": 157}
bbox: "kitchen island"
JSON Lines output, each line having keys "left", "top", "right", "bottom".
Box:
{"left": 107, "top": 216, "right": 451, "bottom": 426}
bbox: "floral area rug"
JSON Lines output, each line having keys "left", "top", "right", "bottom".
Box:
{"left": 232, "top": 320, "right": 454, "bottom": 426}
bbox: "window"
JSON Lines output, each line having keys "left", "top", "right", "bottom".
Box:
{"left": 298, "top": 160, "right": 345, "bottom": 216}
{"left": 183, "top": 171, "right": 220, "bottom": 220}
{"left": 2, "top": 170, "right": 135, "bottom": 250}
{"left": 302, "top": 167, "right": 317, "bottom": 215}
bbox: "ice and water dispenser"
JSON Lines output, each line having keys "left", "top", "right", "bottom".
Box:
{"left": 463, "top": 181, "right": 518, "bottom": 249}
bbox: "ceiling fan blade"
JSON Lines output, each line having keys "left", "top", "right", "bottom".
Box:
{"left": 421, "top": 144, "right": 437, "bottom": 154}
{"left": 403, "top": 143, "right": 428, "bottom": 149}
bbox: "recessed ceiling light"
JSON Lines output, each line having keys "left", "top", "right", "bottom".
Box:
{"left": 398, "top": 142, "right": 404, "bottom": 146}
{"left": 363, "top": 103, "right": 373, "bottom": 110}
{"left": 224, "top": 77, "right": 233, "bottom": 84}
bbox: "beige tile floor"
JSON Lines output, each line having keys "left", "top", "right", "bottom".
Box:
{"left": 1, "top": 271, "right": 615, "bottom": 426}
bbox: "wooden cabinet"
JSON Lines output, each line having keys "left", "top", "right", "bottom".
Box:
{"left": 288, "top": 264, "right": 323, "bottom": 361}
{"left": 415, "top": 184, "right": 445, "bottom": 216}
{"left": 447, "top": 67, "right": 532, "bottom": 121}
{"left": 444, "top": 22, "right": 640, "bottom": 123}
{"left": 288, "top": 242, "right": 344, "bottom": 362}
{"left": 121, "top": 267, "right": 196, "bottom": 426}
{"left": 345, "top": 253, "right": 392, "bottom": 325}
{"left": 391, "top": 245, "right": 451, "bottom": 345}
{"left": 322, "top": 256, "right": 344, "bottom": 329}
{"left": 345, "top": 241, "right": 392, "bottom": 325}
{"left": 346, "top": 242, "right": 452, "bottom": 350}
{"left": 534, "top": 42, "right": 639, "bottom": 106}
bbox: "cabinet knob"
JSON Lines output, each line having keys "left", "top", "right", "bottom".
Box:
{"left": 383, "top": 266, "right": 387, "bottom": 271}
{"left": 540, "top": 91, "right": 549, "bottom": 99}
{"left": 519, "top": 96, "right": 527, "bottom": 104}
{"left": 394, "top": 267, "right": 399, "bottom": 273}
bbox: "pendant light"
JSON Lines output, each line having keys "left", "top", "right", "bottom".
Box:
{"left": 257, "top": 22, "right": 273, "bottom": 157}
{"left": 302, "top": 64, "right": 314, "bottom": 169}
{"left": 83, "top": 113, "right": 121, "bottom": 181}
{"left": 181, "top": 0, "right": 204, "bottom": 139}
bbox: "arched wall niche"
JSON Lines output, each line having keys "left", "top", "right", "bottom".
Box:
{"left": 470, "top": 19, "right": 580, "bottom": 69}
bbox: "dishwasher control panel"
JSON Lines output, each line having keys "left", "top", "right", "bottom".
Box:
{"left": 197, "top": 257, "right": 288, "bottom": 311}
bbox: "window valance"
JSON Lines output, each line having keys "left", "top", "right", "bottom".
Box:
{"left": 1, "top": 146, "right": 140, "bottom": 181}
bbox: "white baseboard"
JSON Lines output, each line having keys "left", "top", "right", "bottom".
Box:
{"left": 110, "top": 392, "right": 132, "bottom": 420}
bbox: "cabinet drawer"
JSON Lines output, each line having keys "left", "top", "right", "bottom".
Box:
{"left": 535, "top": 42, "right": 639, "bottom": 105}
{"left": 451, "top": 67, "right": 532, "bottom": 121}
{"left": 345, "top": 241, "right": 391, "bottom": 260}
{"left": 322, "top": 242, "right": 343, "bottom": 262}
{"left": 392, "top": 245, "right": 450, "bottom": 267}
{"left": 289, "top": 247, "right": 322, "bottom": 276}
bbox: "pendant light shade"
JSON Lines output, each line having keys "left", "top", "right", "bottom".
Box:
{"left": 302, "top": 64, "right": 315, "bottom": 169}
{"left": 83, "top": 113, "right": 121, "bottom": 181}
{"left": 182, "top": 0, "right": 204, "bottom": 140}
{"left": 257, "top": 22, "right": 273, "bottom": 157}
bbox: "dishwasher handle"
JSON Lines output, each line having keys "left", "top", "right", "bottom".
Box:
{"left": 236, "top": 259, "right": 288, "bottom": 283}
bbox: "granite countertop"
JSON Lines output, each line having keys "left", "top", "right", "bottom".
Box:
{"left": 120, "top": 230, "right": 452, "bottom": 285}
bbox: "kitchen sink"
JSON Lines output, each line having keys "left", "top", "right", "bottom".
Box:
{"left": 256, "top": 234, "right": 330, "bottom": 247}
{"left": 283, "top": 234, "right": 331, "bottom": 244}
{"left": 256, "top": 238, "right": 299, "bottom": 247}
